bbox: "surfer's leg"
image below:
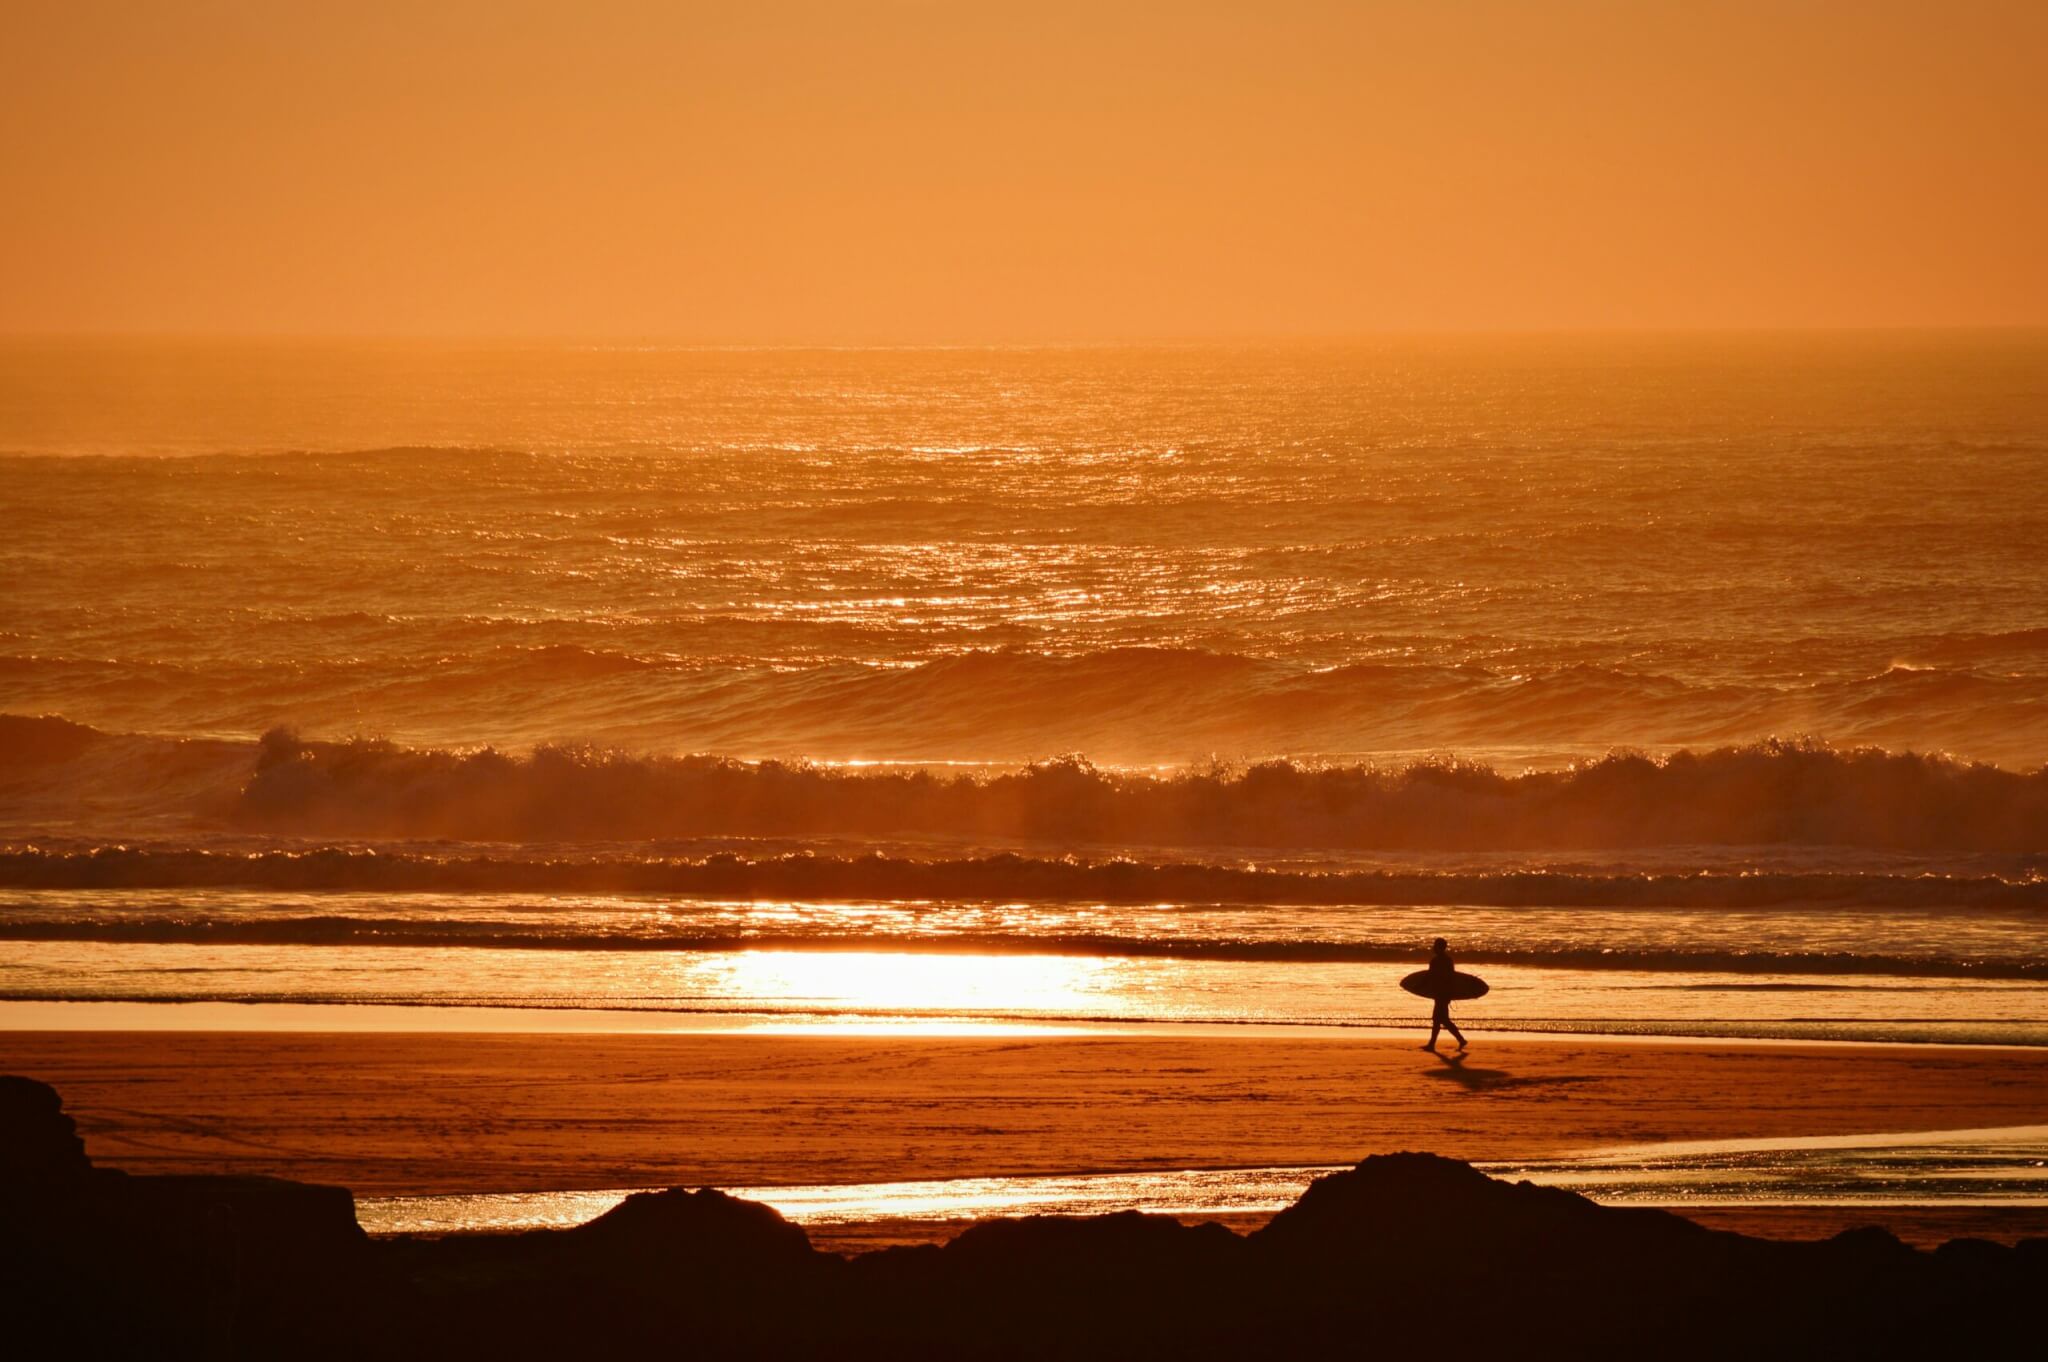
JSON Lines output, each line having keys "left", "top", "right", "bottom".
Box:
{"left": 1436, "top": 999, "right": 1465, "bottom": 1049}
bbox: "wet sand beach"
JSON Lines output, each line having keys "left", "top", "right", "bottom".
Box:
{"left": 10, "top": 1028, "right": 2046, "bottom": 1245}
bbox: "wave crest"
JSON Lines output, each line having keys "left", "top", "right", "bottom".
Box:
{"left": 218, "top": 730, "right": 2048, "bottom": 852}
{"left": 6, "top": 717, "right": 2044, "bottom": 854}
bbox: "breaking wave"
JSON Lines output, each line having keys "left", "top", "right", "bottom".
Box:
{"left": 7, "top": 716, "right": 2043, "bottom": 854}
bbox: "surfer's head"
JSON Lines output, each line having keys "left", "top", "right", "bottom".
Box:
{"left": 1432, "top": 937, "right": 1447, "bottom": 953}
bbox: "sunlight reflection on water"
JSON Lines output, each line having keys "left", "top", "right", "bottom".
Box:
{"left": 10, "top": 940, "right": 2047, "bottom": 1046}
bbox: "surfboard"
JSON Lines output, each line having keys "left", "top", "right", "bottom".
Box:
{"left": 1401, "top": 969, "right": 1489, "bottom": 1002}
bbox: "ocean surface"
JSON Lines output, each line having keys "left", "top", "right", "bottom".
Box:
{"left": 2, "top": 335, "right": 2044, "bottom": 1041}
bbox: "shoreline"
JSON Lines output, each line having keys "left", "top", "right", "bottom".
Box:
{"left": 6, "top": 997, "right": 2046, "bottom": 1049}
{"left": 10, "top": 1028, "right": 2047, "bottom": 1205}
{"left": 350, "top": 1121, "right": 2048, "bottom": 1246}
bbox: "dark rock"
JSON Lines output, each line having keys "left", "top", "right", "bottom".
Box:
{"left": 2, "top": 1075, "right": 378, "bottom": 1360}
{"left": 562, "top": 1185, "right": 814, "bottom": 1269}
{"left": 0, "top": 1074, "right": 92, "bottom": 1194}
{"left": 942, "top": 1207, "right": 1240, "bottom": 1276}
{"left": 1825, "top": 1223, "right": 1917, "bottom": 1259}
{"left": 9, "top": 1077, "right": 2048, "bottom": 1361}
{"left": 1932, "top": 1235, "right": 2009, "bottom": 1268}
{"left": 1254, "top": 1149, "right": 1721, "bottom": 1280}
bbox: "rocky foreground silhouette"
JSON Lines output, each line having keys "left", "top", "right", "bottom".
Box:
{"left": 4, "top": 1075, "right": 2040, "bottom": 1359}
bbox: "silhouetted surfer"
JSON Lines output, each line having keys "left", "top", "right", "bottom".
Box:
{"left": 1422, "top": 937, "right": 1467, "bottom": 1052}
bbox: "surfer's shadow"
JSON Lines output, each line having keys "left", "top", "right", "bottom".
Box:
{"left": 1424, "top": 1052, "right": 1596, "bottom": 1095}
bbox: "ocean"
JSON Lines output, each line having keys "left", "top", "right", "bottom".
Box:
{"left": 3, "top": 333, "right": 2045, "bottom": 1042}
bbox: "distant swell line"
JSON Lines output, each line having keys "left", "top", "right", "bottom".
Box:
{"left": 2, "top": 846, "right": 2043, "bottom": 910}
{"left": 0, "top": 914, "right": 2040, "bottom": 979}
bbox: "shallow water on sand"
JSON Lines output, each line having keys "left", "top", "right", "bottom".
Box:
{"left": 353, "top": 1125, "right": 2048, "bottom": 1237}
{"left": 7, "top": 937, "right": 2047, "bottom": 1046}
{"left": 5, "top": 890, "right": 2045, "bottom": 1045}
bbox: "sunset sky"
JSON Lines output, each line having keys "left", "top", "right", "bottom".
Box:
{"left": 4, "top": 0, "right": 2044, "bottom": 340}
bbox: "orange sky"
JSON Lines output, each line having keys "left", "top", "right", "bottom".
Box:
{"left": 3, "top": 1, "right": 2043, "bottom": 341}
